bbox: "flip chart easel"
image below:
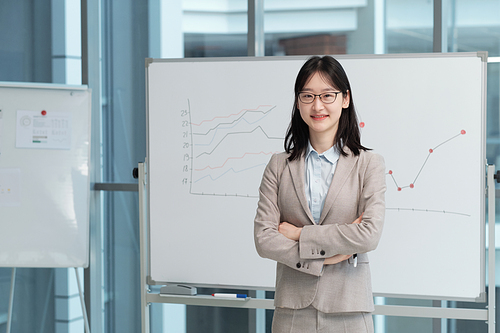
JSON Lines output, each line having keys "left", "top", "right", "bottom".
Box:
{"left": 0, "top": 82, "right": 92, "bottom": 333}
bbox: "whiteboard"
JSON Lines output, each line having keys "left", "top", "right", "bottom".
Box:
{"left": 147, "top": 53, "right": 486, "bottom": 301}
{"left": 0, "top": 82, "right": 91, "bottom": 268}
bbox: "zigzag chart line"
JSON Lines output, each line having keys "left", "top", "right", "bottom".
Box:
{"left": 387, "top": 130, "right": 466, "bottom": 192}
{"left": 385, "top": 129, "right": 470, "bottom": 217}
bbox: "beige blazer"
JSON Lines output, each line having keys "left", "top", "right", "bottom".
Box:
{"left": 254, "top": 147, "right": 386, "bottom": 313}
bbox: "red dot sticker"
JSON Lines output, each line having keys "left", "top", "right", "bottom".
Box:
{"left": 429, "top": 149, "right": 434, "bottom": 153}
{"left": 461, "top": 129, "right": 466, "bottom": 135}
{"left": 388, "top": 170, "right": 393, "bottom": 175}
{"left": 41, "top": 110, "right": 47, "bottom": 116}
{"left": 397, "top": 187, "right": 402, "bottom": 191}
{"left": 359, "top": 122, "right": 365, "bottom": 128}
{"left": 410, "top": 184, "right": 414, "bottom": 189}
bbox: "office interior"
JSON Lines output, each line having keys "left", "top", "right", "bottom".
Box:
{"left": 1, "top": 0, "right": 500, "bottom": 332}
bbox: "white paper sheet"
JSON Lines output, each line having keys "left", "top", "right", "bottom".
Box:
{"left": 16, "top": 110, "right": 71, "bottom": 149}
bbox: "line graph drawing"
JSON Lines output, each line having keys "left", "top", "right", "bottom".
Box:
{"left": 387, "top": 130, "right": 466, "bottom": 192}
{"left": 190, "top": 105, "right": 275, "bottom": 127}
{"left": 386, "top": 207, "right": 471, "bottom": 217}
{"left": 194, "top": 151, "right": 276, "bottom": 171}
{"left": 184, "top": 100, "right": 285, "bottom": 198}
{"left": 194, "top": 126, "right": 283, "bottom": 158}
{"left": 193, "top": 163, "right": 269, "bottom": 184}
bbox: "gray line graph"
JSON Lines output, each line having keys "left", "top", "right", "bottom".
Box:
{"left": 185, "top": 99, "right": 285, "bottom": 197}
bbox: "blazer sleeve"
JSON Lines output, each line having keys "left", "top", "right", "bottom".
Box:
{"left": 254, "top": 154, "right": 324, "bottom": 276}
{"left": 299, "top": 153, "right": 386, "bottom": 258}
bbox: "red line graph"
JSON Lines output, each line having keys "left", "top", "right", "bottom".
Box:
{"left": 190, "top": 105, "right": 274, "bottom": 126}
{"left": 388, "top": 130, "right": 466, "bottom": 191}
{"left": 195, "top": 151, "right": 278, "bottom": 171}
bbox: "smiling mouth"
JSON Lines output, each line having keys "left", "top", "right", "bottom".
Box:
{"left": 312, "top": 115, "right": 328, "bottom": 120}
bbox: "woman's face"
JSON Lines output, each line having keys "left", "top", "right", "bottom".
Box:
{"left": 298, "top": 72, "right": 350, "bottom": 142}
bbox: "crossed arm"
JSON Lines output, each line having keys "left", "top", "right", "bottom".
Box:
{"left": 278, "top": 213, "right": 363, "bottom": 265}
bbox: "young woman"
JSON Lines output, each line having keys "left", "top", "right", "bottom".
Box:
{"left": 254, "top": 56, "right": 386, "bottom": 333}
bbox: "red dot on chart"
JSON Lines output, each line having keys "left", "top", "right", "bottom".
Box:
{"left": 388, "top": 170, "right": 393, "bottom": 175}
{"left": 397, "top": 187, "right": 402, "bottom": 191}
{"left": 410, "top": 184, "right": 414, "bottom": 189}
{"left": 461, "top": 129, "right": 466, "bottom": 135}
{"left": 429, "top": 149, "right": 434, "bottom": 153}
{"left": 41, "top": 110, "right": 47, "bottom": 116}
{"left": 359, "top": 122, "right": 365, "bottom": 128}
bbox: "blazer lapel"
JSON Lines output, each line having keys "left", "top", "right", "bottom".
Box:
{"left": 287, "top": 157, "right": 316, "bottom": 225}
{"left": 318, "top": 148, "right": 358, "bottom": 225}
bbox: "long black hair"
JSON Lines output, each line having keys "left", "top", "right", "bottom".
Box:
{"left": 284, "top": 55, "right": 369, "bottom": 161}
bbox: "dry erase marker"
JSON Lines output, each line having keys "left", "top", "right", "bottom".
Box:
{"left": 212, "top": 293, "right": 247, "bottom": 298}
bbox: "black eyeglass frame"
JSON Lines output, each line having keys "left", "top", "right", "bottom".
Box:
{"left": 297, "top": 91, "right": 342, "bottom": 104}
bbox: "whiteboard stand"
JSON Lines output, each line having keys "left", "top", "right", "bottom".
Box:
{"left": 75, "top": 267, "right": 91, "bottom": 333}
{"left": 487, "top": 164, "right": 496, "bottom": 333}
{"left": 6, "top": 267, "right": 91, "bottom": 333}
{"left": 6, "top": 268, "right": 16, "bottom": 333}
{"left": 140, "top": 165, "right": 496, "bottom": 332}
{"left": 139, "top": 161, "right": 150, "bottom": 333}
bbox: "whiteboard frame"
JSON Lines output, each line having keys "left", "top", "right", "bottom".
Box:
{"left": 0, "top": 81, "right": 92, "bottom": 268}
{"left": 146, "top": 52, "right": 487, "bottom": 302}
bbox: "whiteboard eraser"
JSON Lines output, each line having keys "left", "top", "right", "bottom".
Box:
{"left": 160, "top": 284, "right": 197, "bottom": 296}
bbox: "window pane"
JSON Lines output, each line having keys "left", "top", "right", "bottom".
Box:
{"left": 448, "top": 0, "right": 500, "bottom": 55}
{"left": 0, "top": 1, "right": 52, "bottom": 82}
{"left": 265, "top": 0, "right": 370, "bottom": 56}
{"left": 264, "top": 0, "right": 391, "bottom": 56}
{"left": 386, "top": 0, "right": 433, "bottom": 53}
{"left": 183, "top": 0, "right": 248, "bottom": 57}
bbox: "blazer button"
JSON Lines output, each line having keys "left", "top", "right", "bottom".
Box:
{"left": 320, "top": 250, "right": 326, "bottom": 256}
{"left": 296, "top": 263, "right": 302, "bottom": 269}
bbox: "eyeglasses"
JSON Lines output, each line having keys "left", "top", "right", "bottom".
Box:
{"left": 298, "top": 91, "right": 342, "bottom": 104}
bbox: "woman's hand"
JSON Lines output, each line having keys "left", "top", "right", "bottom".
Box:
{"left": 278, "top": 222, "right": 302, "bottom": 241}
{"left": 352, "top": 212, "right": 363, "bottom": 224}
{"left": 324, "top": 213, "right": 364, "bottom": 265}
{"left": 324, "top": 254, "right": 352, "bottom": 265}
{"left": 280, "top": 213, "right": 363, "bottom": 264}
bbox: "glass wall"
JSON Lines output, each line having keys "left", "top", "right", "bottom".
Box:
{"left": 100, "top": 0, "right": 148, "bottom": 332}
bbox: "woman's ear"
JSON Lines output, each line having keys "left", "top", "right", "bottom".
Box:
{"left": 342, "top": 90, "right": 350, "bottom": 108}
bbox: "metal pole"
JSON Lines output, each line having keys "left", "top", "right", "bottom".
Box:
{"left": 139, "top": 161, "right": 150, "bottom": 333}
{"left": 83, "top": 0, "right": 104, "bottom": 331}
{"left": 39, "top": 269, "right": 55, "bottom": 333}
{"left": 6, "top": 268, "right": 16, "bottom": 333}
{"left": 75, "top": 268, "right": 91, "bottom": 333}
{"left": 487, "top": 165, "right": 496, "bottom": 333}
{"left": 433, "top": 0, "right": 447, "bottom": 52}
{"left": 247, "top": 0, "right": 264, "bottom": 56}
